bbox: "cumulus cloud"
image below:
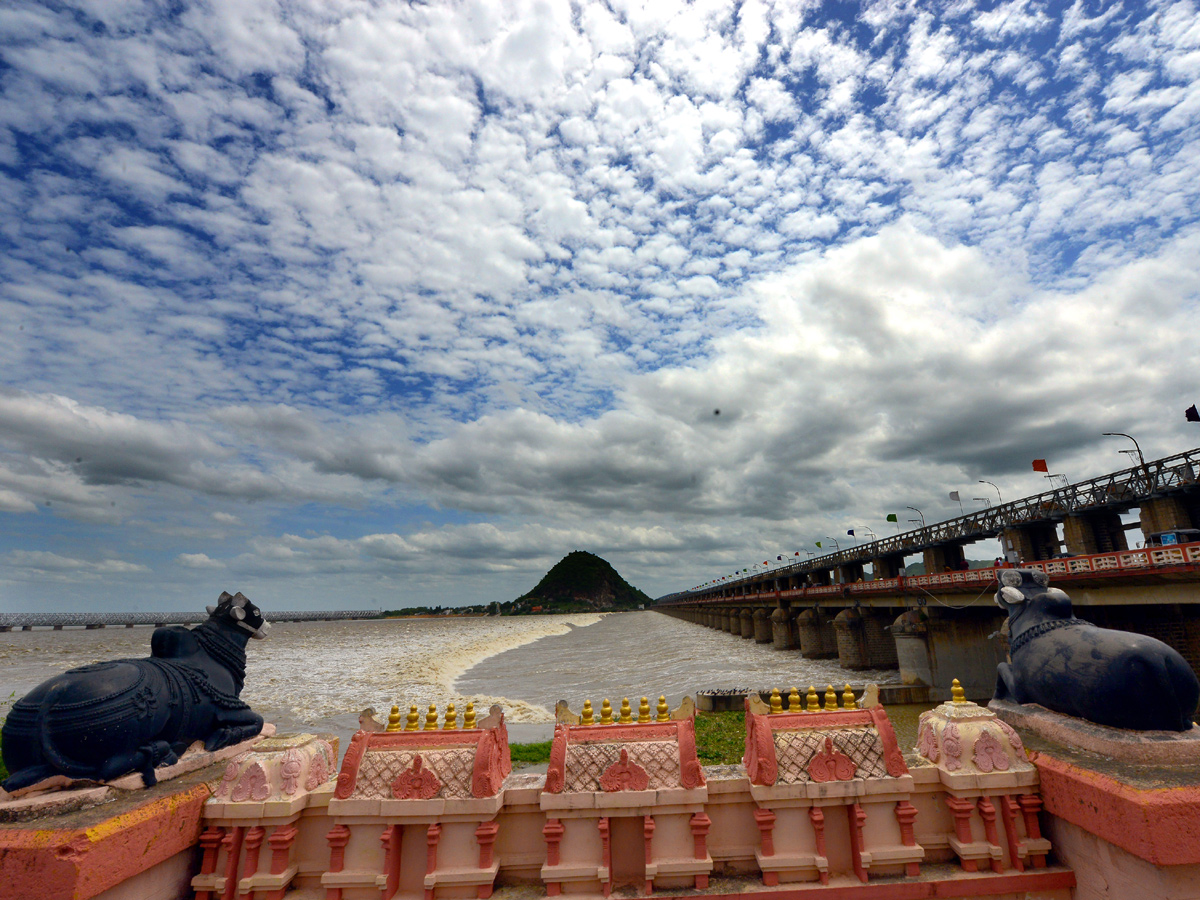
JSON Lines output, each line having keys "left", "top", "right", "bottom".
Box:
{"left": 1, "top": 2, "right": 1199, "bottom": 610}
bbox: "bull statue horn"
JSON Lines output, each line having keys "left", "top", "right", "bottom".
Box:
{"left": 217, "top": 591, "right": 233, "bottom": 603}
{"left": 206, "top": 605, "right": 217, "bottom": 615}
{"left": 232, "top": 593, "right": 248, "bottom": 608}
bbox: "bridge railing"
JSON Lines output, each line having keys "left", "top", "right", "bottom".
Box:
{"left": 665, "top": 445, "right": 1200, "bottom": 601}
{"left": 658, "top": 541, "right": 1200, "bottom": 605}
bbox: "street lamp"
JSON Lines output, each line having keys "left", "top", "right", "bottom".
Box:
{"left": 1102, "top": 432, "right": 1146, "bottom": 468}
{"left": 974, "top": 497, "right": 992, "bottom": 508}
{"left": 979, "top": 480, "right": 1002, "bottom": 504}
{"left": 906, "top": 506, "right": 925, "bottom": 528}
{"left": 825, "top": 536, "right": 841, "bottom": 551}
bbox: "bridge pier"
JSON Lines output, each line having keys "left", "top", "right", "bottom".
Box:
{"left": 770, "top": 606, "right": 796, "bottom": 650}
{"left": 1140, "top": 496, "right": 1195, "bottom": 535}
{"left": 752, "top": 608, "right": 772, "bottom": 643}
{"left": 795, "top": 608, "right": 837, "bottom": 659}
{"left": 52, "top": 624, "right": 61, "bottom": 630}
{"left": 739, "top": 608, "right": 755, "bottom": 639}
{"left": 872, "top": 554, "right": 905, "bottom": 579}
{"left": 1064, "top": 511, "right": 1128, "bottom": 555}
{"left": 837, "top": 561, "right": 864, "bottom": 584}
{"left": 126, "top": 622, "right": 136, "bottom": 628}
{"left": 1001, "top": 523, "right": 1061, "bottom": 562}
{"left": 923, "top": 544, "right": 965, "bottom": 574}
{"left": 833, "top": 608, "right": 899, "bottom": 670}
{"left": 891, "top": 607, "right": 1006, "bottom": 701}
{"left": 85, "top": 623, "right": 105, "bottom": 629}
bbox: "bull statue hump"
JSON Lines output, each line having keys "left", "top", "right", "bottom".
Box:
{"left": 993, "top": 569, "right": 1200, "bottom": 732}
{"left": 2, "top": 591, "right": 269, "bottom": 792}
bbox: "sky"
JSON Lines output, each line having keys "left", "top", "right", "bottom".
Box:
{"left": 2, "top": 0, "right": 1200, "bottom": 613}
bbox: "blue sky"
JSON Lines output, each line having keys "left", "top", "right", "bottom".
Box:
{"left": 2, "top": 0, "right": 1200, "bottom": 612}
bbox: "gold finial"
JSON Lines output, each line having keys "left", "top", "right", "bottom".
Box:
{"left": 619, "top": 697, "right": 633, "bottom": 724}
{"left": 807, "top": 686, "right": 820, "bottom": 712}
{"left": 386, "top": 705, "right": 402, "bottom": 732}
{"left": 769, "top": 688, "right": 783, "bottom": 714}
{"left": 406, "top": 704, "right": 420, "bottom": 731}
{"left": 824, "top": 685, "right": 838, "bottom": 711}
{"left": 463, "top": 702, "right": 476, "bottom": 729}
{"left": 424, "top": 704, "right": 439, "bottom": 730}
{"left": 581, "top": 699, "right": 595, "bottom": 726}
{"left": 637, "top": 696, "right": 652, "bottom": 723}
{"left": 444, "top": 702, "right": 457, "bottom": 729}
{"left": 656, "top": 695, "right": 670, "bottom": 722}
{"left": 843, "top": 684, "right": 856, "bottom": 709}
{"left": 788, "top": 686, "right": 801, "bottom": 713}
{"left": 600, "top": 699, "right": 613, "bottom": 725}
{"left": 951, "top": 678, "right": 967, "bottom": 703}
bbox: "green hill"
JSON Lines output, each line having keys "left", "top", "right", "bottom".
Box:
{"left": 503, "top": 551, "right": 652, "bottom": 614}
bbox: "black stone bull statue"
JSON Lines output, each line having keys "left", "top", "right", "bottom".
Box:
{"left": 994, "top": 569, "right": 1200, "bottom": 732}
{"left": 2, "top": 592, "right": 269, "bottom": 792}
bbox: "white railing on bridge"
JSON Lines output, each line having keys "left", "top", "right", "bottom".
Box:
{"left": 660, "top": 541, "right": 1200, "bottom": 605}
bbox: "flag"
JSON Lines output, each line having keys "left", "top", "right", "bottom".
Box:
{"left": 816, "top": 541, "right": 822, "bottom": 548}
{"left": 949, "top": 491, "right": 960, "bottom": 501}
{"left": 886, "top": 513, "right": 898, "bottom": 522}
{"left": 763, "top": 561, "right": 768, "bottom": 566}
{"left": 1032, "top": 459, "right": 1049, "bottom": 472}
{"left": 794, "top": 551, "right": 800, "bottom": 556}
{"left": 777, "top": 555, "right": 783, "bottom": 561}
{"left": 847, "top": 529, "right": 855, "bottom": 536}
{"left": 1188, "top": 404, "right": 1200, "bottom": 422}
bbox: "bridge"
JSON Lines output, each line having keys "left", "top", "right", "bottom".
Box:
{"left": 0, "top": 610, "right": 380, "bottom": 631}
{"left": 657, "top": 445, "right": 1200, "bottom": 701}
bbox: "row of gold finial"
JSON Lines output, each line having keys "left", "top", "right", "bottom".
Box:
{"left": 384, "top": 700, "right": 478, "bottom": 732}
{"left": 569, "top": 695, "right": 673, "bottom": 726}
{"left": 767, "top": 684, "right": 858, "bottom": 713}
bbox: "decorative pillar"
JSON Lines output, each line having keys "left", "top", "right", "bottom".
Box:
{"left": 476, "top": 821, "right": 499, "bottom": 899}
{"left": 425, "top": 824, "right": 442, "bottom": 900}
{"left": 689, "top": 813, "right": 711, "bottom": 890}
{"left": 543, "top": 819, "right": 564, "bottom": 896}
{"left": 643, "top": 816, "right": 656, "bottom": 895}
{"left": 598, "top": 817, "right": 612, "bottom": 898}
{"left": 848, "top": 803, "right": 868, "bottom": 883}
{"left": 998, "top": 796, "right": 1024, "bottom": 872}
{"left": 325, "top": 824, "right": 352, "bottom": 900}
{"left": 808, "top": 807, "right": 829, "bottom": 885}
{"left": 1018, "top": 794, "right": 1048, "bottom": 868}
{"left": 977, "top": 797, "right": 1003, "bottom": 873}
{"left": 753, "top": 809, "right": 777, "bottom": 886}
{"left": 894, "top": 801, "right": 920, "bottom": 876}
{"left": 237, "top": 826, "right": 265, "bottom": 899}
{"left": 380, "top": 824, "right": 402, "bottom": 900}
{"left": 221, "top": 826, "right": 244, "bottom": 900}
{"left": 195, "top": 826, "right": 226, "bottom": 900}
{"left": 945, "top": 797, "right": 978, "bottom": 872}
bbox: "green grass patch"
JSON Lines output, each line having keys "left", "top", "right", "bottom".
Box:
{"left": 693, "top": 710, "right": 746, "bottom": 765}
{"left": 509, "top": 740, "right": 553, "bottom": 765}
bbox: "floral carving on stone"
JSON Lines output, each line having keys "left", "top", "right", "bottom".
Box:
{"left": 306, "top": 749, "right": 329, "bottom": 790}
{"left": 391, "top": 755, "right": 440, "bottom": 800}
{"left": 600, "top": 749, "right": 650, "bottom": 792}
{"left": 232, "top": 761, "right": 271, "bottom": 802}
{"left": 972, "top": 729, "right": 1011, "bottom": 773}
{"left": 280, "top": 749, "right": 303, "bottom": 795}
{"left": 942, "top": 723, "right": 962, "bottom": 772}
{"left": 807, "top": 736, "right": 857, "bottom": 782}
{"left": 995, "top": 718, "right": 1024, "bottom": 754}
{"left": 917, "top": 721, "right": 939, "bottom": 762}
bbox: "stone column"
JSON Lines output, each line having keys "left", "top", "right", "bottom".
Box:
{"left": 923, "top": 543, "right": 965, "bottom": 575}
{"left": 770, "top": 606, "right": 796, "bottom": 650}
{"left": 739, "top": 608, "right": 755, "bottom": 638}
{"left": 1140, "top": 496, "right": 1194, "bottom": 537}
{"left": 834, "top": 608, "right": 868, "bottom": 668}
{"left": 795, "top": 608, "right": 838, "bottom": 659}
{"left": 753, "top": 608, "right": 772, "bottom": 643}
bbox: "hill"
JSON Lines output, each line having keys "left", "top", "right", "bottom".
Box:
{"left": 502, "top": 551, "right": 652, "bottom": 614}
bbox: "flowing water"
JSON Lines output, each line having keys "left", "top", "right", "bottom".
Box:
{"left": 0, "top": 611, "right": 898, "bottom": 754}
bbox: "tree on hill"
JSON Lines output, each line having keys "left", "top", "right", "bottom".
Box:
{"left": 505, "top": 551, "right": 652, "bottom": 613}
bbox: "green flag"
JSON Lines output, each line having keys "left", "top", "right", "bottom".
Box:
{"left": 815, "top": 541, "right": 822, "bottom": 548}
{"left": 886, "top": 513, "right": 898, "bottom": 522}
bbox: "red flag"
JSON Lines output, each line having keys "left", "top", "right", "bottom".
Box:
{"left": 1032, "top": 459, "right": 1049, "bottom": 472}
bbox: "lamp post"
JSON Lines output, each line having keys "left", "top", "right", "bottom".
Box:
{"left": 906, "top": 506, "right": 925, "bottom": 529}
{"left": 825, "top": 536, "right": 841, "bottom": 552}
{"left": 974, "top": 497, "right": 991, "bottom": 508}
{"left": 1103, "top": 431, "right": 1151, "bottom": 492}
{"left": 979, "top": 480, "right": 1002, "bottom": 504}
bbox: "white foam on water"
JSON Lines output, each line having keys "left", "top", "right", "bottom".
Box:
{"left": 240, "top": 614, "right": 604, "bottom": 723}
